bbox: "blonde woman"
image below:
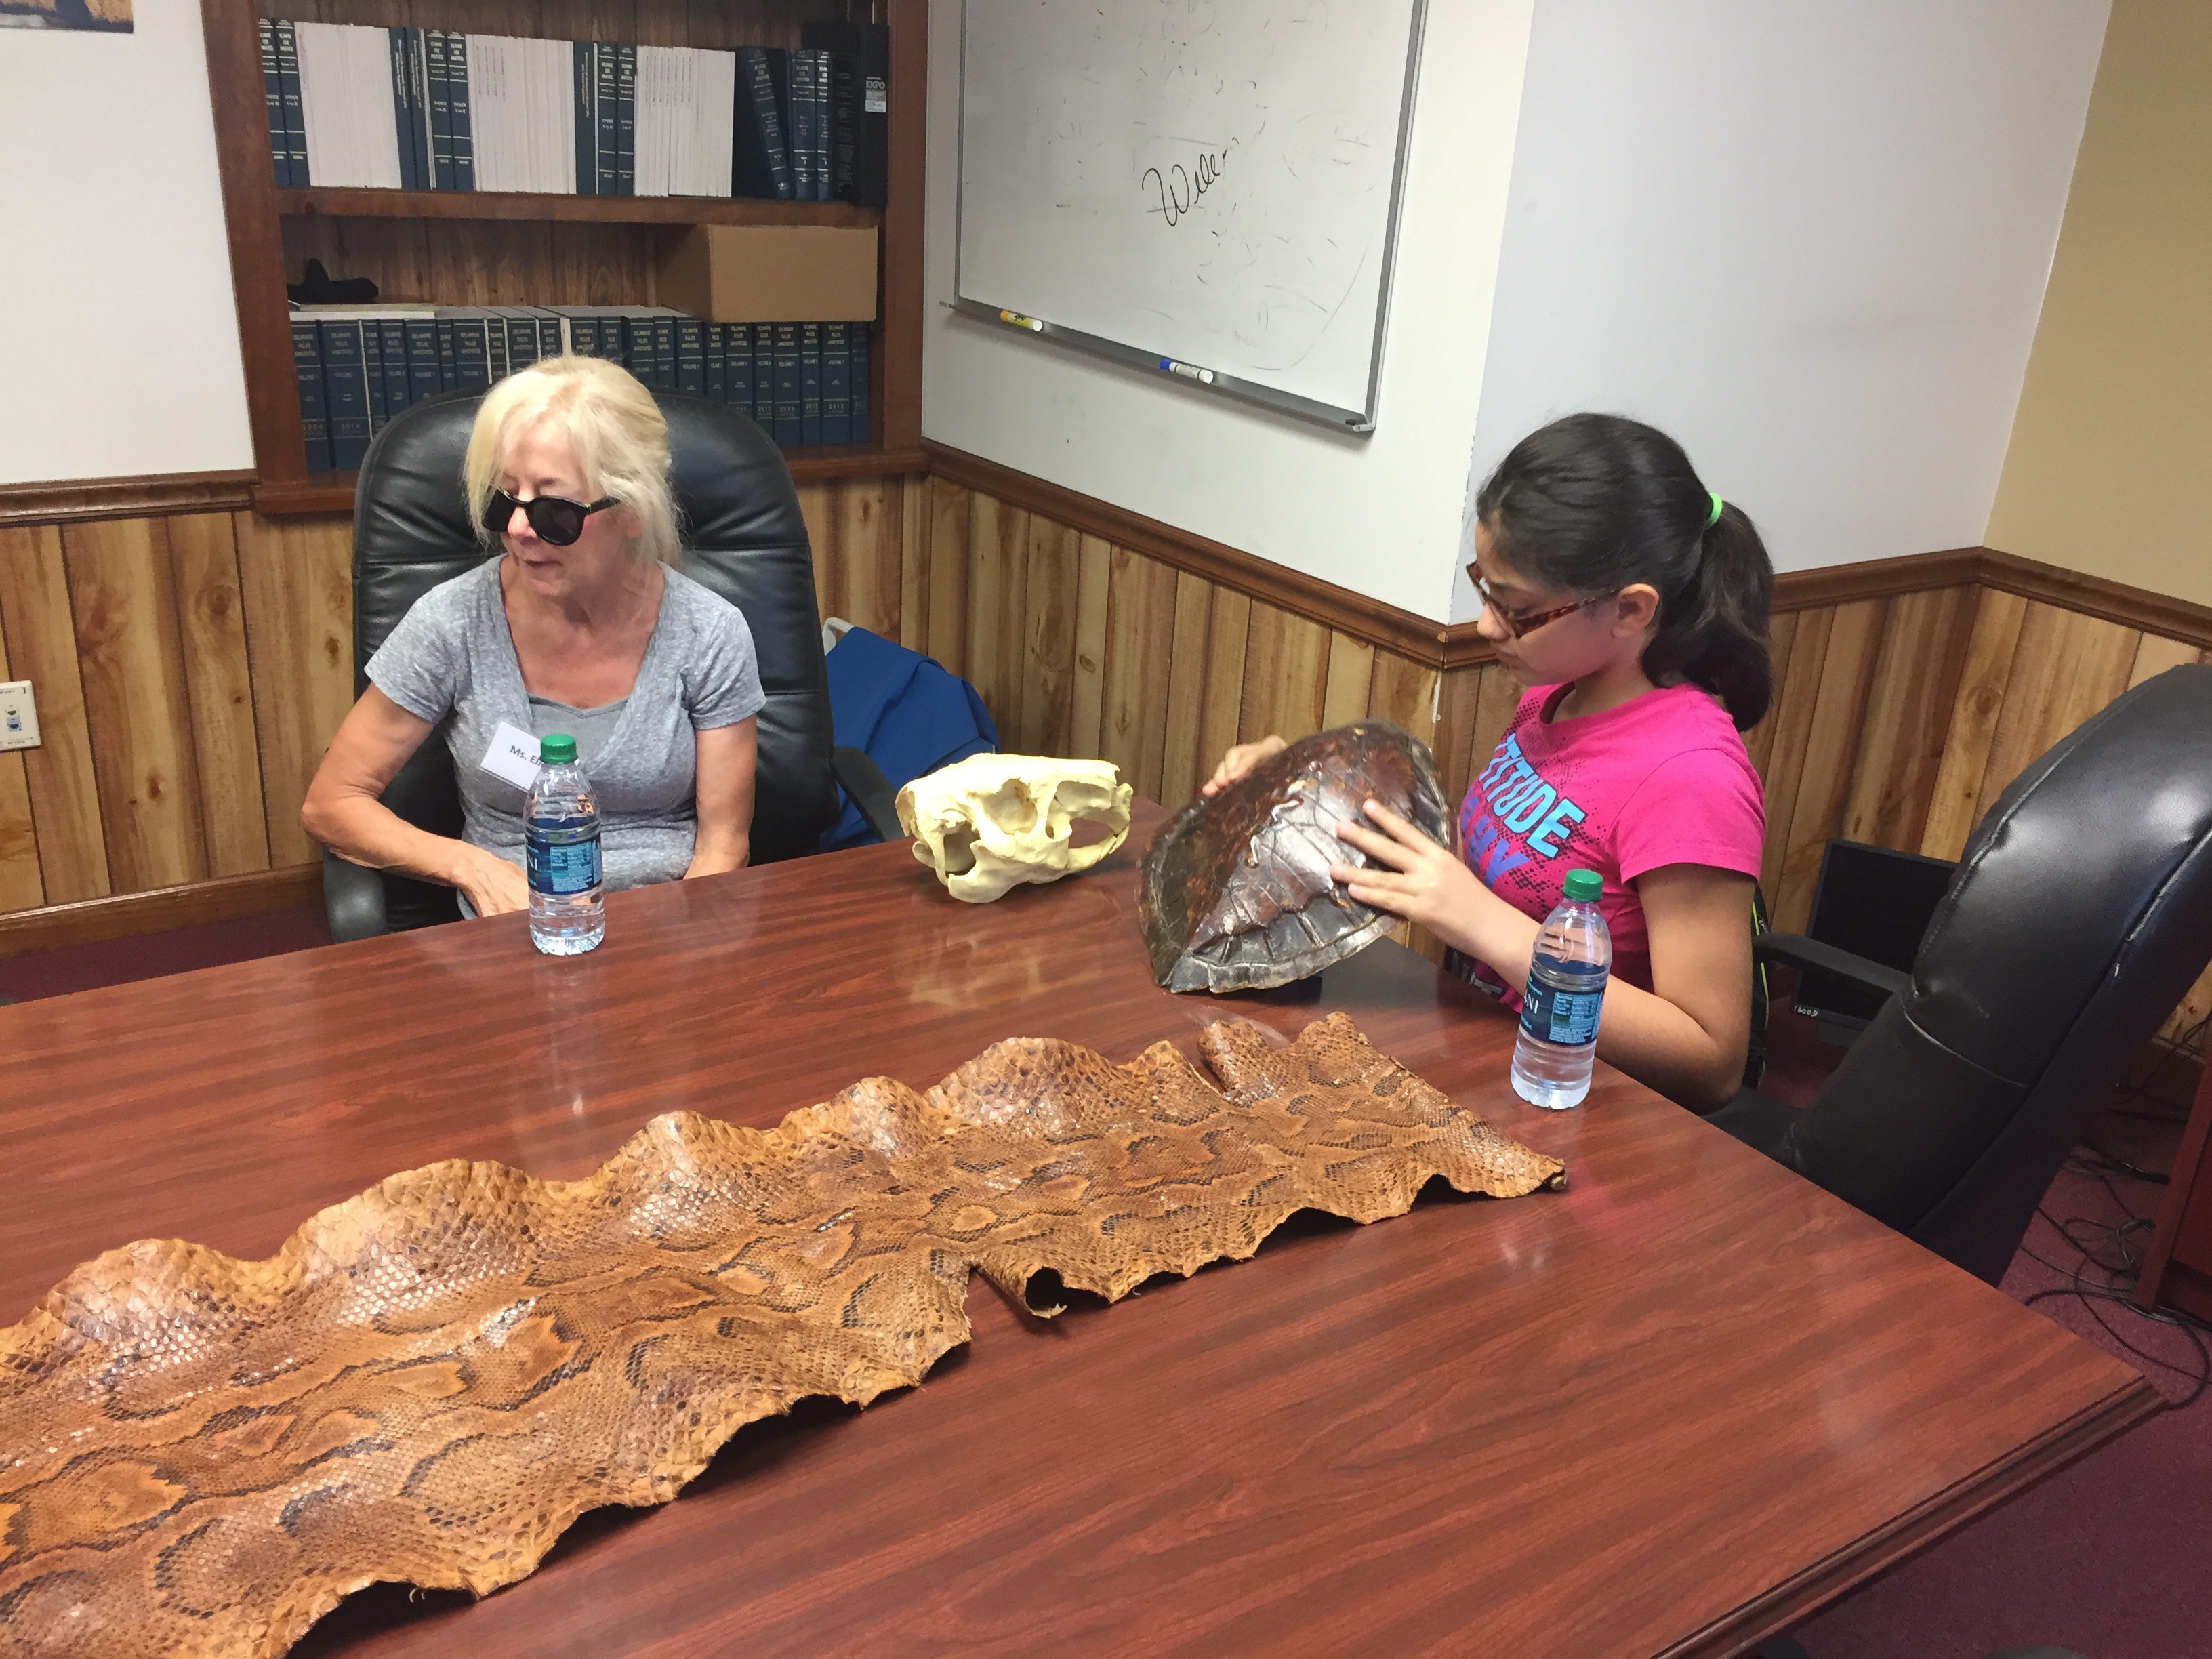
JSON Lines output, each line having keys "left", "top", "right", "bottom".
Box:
{"left": 304, "top": 355, "right": 761, "bottom": 918}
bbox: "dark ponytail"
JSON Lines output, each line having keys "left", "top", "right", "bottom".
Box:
{"left": 1475, "top": 413, "right": 1774, "bottom": 730}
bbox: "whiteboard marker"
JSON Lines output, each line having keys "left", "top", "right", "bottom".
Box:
{"left": 1160, "top": 358, "right": 1216, "bottom": 384}
{"left": 998, "top": 310, "right": 1044, "bottom": 331}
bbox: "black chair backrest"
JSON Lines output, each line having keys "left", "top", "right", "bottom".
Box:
{"left": 1774, "top": 664, "right": 2212, "bottom": 1283}
{"left": 352, "top": 388, "right": 836, "bottom": 930}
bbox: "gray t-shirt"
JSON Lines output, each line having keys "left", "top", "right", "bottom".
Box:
{"left": 367, "top": 559, "right": 765, "bottom": 899}
{"left": 529, "top": 694, "right": 628, "bottom": 765}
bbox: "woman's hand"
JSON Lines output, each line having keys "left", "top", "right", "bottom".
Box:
{"left": 451, "top": 844, "right": 529, "bottom": 917}
{"left": 304, "top": 687, "right": 524, "bottom": 913}
{"left": 1330, "top": 798, "right": 1492, "bottom": 939}
{"left": 1201, "top": 735, "right": 1288, "bottom": 798}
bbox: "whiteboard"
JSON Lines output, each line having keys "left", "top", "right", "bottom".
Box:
{"left": 955, "top": 0, "right": 1427, "bottom": 432}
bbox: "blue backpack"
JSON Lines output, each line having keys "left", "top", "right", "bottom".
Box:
{"left": 820, "top": 626, "right": 998, "bottom": 851}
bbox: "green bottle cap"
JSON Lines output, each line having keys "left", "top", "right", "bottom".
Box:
{"left": 1562, "top": 869, "right": 1603, "bottom": 902}
{"left": 539, "top": 733, "right": 577, "bottom": 766}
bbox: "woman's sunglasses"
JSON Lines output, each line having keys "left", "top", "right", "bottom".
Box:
{"left": 1466, "top": 564, "right": 1596, "bottom": 640}
{"left": 483, "top": 490, "right": 619, "bottom": 547}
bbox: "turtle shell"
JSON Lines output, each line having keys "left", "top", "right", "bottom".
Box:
{"left": 1139, "top": 720, "right": 1452, "bottom": 993}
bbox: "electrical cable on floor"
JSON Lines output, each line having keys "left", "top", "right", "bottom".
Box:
{"left": 2017, "top": 1160, "right": 2211, "bottom": 1408}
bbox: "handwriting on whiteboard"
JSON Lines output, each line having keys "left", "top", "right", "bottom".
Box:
{"left": 1141, "top": 140, "right": 1237, "bottom": 229}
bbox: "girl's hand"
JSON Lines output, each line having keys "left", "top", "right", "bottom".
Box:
{"left": 1330, "top": 798, "right": 1487, "bottom": 939}
{"left": 1201, "top": 735, "right": 1288, "bottom": 798}
{"left": 453, "top": 845, "right": 529, "bottom": 917}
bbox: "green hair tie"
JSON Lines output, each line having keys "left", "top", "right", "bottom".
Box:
{"left": 1704, "top": 491, "right": 1725, "bottom": 529}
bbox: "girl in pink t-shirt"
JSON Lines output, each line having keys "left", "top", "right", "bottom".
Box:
{"left": 1208, "top": 413, "right": 1771, "bottom": 1111}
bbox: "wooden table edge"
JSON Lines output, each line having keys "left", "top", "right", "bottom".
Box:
{"left": 1654, "top": 1374, "right": 2164, "bottom": 1658}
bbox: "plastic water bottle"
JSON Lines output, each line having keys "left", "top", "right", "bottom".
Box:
{"left": 1511, "top": 869, "right": 1612, "bottom": 1109}
{"left": 525, "top": 733, "right": 604, "bottom": 956}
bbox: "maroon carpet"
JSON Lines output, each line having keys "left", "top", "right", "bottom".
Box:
{"left": 5, "top": 922, "right": 2206, "bottom": 1658}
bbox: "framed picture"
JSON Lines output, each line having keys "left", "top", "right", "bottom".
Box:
{"left": 0, "top": 0, "right": 132, "bottom": 31}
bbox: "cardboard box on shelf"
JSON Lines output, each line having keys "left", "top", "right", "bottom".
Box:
{"left": 657, "top": 226, "right": 879, "bottom": 323}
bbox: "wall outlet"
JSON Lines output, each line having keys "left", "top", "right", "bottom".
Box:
{"left": 0, "top": 681, "right": 39, "bottom": 752}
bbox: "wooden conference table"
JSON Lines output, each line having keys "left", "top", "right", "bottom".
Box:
{"left": 1, "top": 806, "right": 2156, "bottom": 1658}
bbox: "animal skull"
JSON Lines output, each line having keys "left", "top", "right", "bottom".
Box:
{"left": 898, "top": 754, "right": 1134, "bottom": 903}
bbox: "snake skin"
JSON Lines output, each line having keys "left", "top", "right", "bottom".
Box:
{"left": 0, "top": 1015, "right": 1562, "bottom": 1659}
{"left": 1141, "top": 722, "right": 1453, "bottom": 993}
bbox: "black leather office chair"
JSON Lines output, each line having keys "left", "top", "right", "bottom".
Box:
{"left": 1711, "top": 665, "right": 2212, "bottom": 1284}
{"left": 323, "top": 389, "right": 899, "bottom": 941}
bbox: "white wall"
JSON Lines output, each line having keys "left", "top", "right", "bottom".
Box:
{"left": 0, "top": 0, "right": 253, "bottom": 485}
{"left": 924, "top": 0, "right": 1536, "bottom": 623}
{"left": 1448, "top": 0, "right": 2109, "bottom": 621}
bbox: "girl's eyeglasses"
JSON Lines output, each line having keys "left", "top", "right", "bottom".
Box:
{"left": 1466, "top": 564, "right": 1596, "bottom": 640}
{"left": 483, "top": 490, "right": 619, "bottom": 547}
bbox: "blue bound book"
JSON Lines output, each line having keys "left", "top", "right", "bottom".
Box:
{"left": 426, "top": 30, "right": 455, "bottom": 190}
{"left": 444, "top": 309, "right": 491, "bottom": 392}
{"left": 573, "top": 43, "right": 597, "bottom": 196}
{"left": 704, "top": 323, "right": 726, "bottom": 403}
{"left": 388, "top": 30, "right": 420, "bottom": 192}
{"left": 373, "top": 321, "right": 409, "bottom": 417}
{"left": 405, "top": 30, "right": 432, "bottom": 192}
{"left": 594, "top": 46, "right": 621, "bottom": 197}
{"left": 615, "top": 45, "right": 637, "bottom": 197}
{"left": 651, "top": 312, "right": 676, "bottom": 390}
{"left": 620, "top": 312, "right": 653, "bottom": 383}
{"left": 726, "top": 322, "right": 755, "bottom": 413}
{"left": 771, "top": 322, "right": 802, "bottom": 445}
{"left": 675, "top": 317, "right": 707, "bottom": 394}
{"left": 733, "top": 46, "right": 794, "bottom": 200}
{"left": 258, "top": 20, "right": 289, "bottom": 186}
{"left": 821, "top": 321, "right": 851, "bottom": 444}
{"left": 275, "top": 22, "right": 308, "bottom": 187}
{"left": 446, "top": 33, "right": 476, "bottom": 191}
{"left": 291, "top": 319, "right": 331, "bottom": 472}
{"left": 751, "top": 325, "right": 775, "bottom": 426}
{"left": 799, "top": 321, "right": 823, "bottom": 445}
{"left": 809, "top": 49, "right": 835, "bottom": 202}
{"left": 851, "top": 323, "right": 871, "bottom": 444}
{"left": 405, "top": 319, "right": 442, "bottom": 407}
{"left": 319, "top": 321, "right": 372, "bottom": 471}
{"left": 502, "top": 311, "right": 531, "bottom": 365}
{"left": 779, "top": 50, "right": 813, "bottom": 202}
{"left": 436, "top": 319, "right": 457, "bottom": 389}
{"left": 361, "top": 320, "right": 388, "bottom": 432}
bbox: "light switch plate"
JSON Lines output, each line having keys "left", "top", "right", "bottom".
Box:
{"left": 0, "top": 681, "right": 39, "bottom": 752}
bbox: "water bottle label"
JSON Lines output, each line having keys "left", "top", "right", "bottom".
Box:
{"left": 527, "top": 826, "right": 601, "bottom": 896}
{"left": 1520, "top": 977, "right": 1603, "bottom": 1046}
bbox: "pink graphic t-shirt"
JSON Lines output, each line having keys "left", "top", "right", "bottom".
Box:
{"left": 1450, "top": 681, "right": 1766, "bottom": 1005}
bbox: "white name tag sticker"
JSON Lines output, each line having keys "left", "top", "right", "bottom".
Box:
{"left": 480, "top": 721, "right": 543, "bottom": 790}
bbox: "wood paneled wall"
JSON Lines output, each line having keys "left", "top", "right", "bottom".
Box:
{"left": 3, "top": 470, "right": 2208, "bottom": 1042}
{"left": 832, "top": 480, "right": 1445, "bottom": 814}
{"left": 0, "top": 513, "right": 350, "bottom": 919}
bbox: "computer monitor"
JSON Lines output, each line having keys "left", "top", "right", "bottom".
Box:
{"left": 1793, "top": 838, "right": 1958, "bottom": 1046}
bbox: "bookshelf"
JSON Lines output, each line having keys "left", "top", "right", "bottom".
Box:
{"left": 199, "top": 0, "right": 927, "bottom": 517}
{"left": 275, "top": 188, "right": 882, "bottom": 227}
